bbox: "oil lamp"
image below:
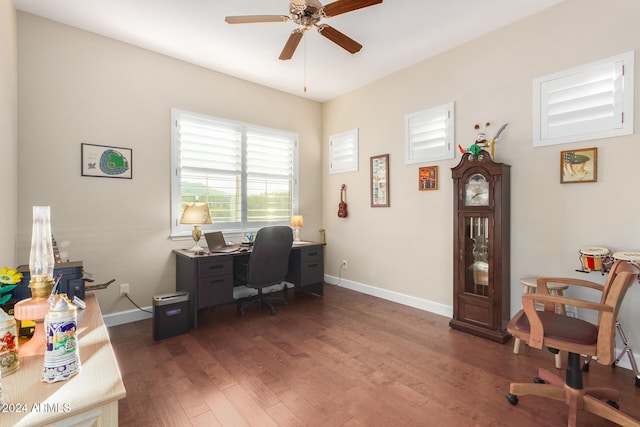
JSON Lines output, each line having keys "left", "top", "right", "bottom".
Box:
{"left": 14, "top": 206, "right": 56, "bottom": 357}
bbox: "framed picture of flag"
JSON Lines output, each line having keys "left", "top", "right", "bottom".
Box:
{"left": 560, "top": 147, "right": 597, "bottom": 184}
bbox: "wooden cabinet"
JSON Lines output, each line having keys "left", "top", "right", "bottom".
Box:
{"left": 450, "top": 149, "right": 511, "bottom": 343}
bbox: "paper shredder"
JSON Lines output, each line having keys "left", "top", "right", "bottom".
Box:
{"left": 153, "top": 291, "right": 190, "bottom": 340}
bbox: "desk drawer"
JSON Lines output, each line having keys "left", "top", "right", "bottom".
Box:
{"left": 198, "top": 274, "right": 233, "bottom": 308}
{"left": 198, "top": 258, "right": 232, "bottom": 278}
{"left": 299, "top": 261, "right": 323, "bottom": 286}
{"left": 301, "top": 247, "right": 323, "bottom": 264}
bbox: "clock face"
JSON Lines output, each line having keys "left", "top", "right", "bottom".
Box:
{"left": 464, "top": 173, "right": 489, "bottom": 206}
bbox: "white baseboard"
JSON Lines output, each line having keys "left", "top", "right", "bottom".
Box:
{"left": 324, "top": 274, "right": 453, "bottom": 318}
{"left": 103, "top": 306, "right": 153, "bottom": 327}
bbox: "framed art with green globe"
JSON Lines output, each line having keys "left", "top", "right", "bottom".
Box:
{"left": 81, "top": 143, "right": 132, "bottom": 179}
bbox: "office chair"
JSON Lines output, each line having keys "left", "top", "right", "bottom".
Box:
{"left": 235, "top": 225, "right": 293, "bottom": 316}
{"left": 505, "top": 260, "right": 640, "bottom": 427}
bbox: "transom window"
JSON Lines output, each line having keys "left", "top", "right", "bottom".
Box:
{"left": 329, "top": 128, "right": 359, "bottom": 174}
{"left": 171, "top": 109, "right": 298, "bottom": 237}
{"left": 533, "top": 51, "right": 634, "bottom": 147}
{"left": 405, "top": 101, "right": 455, "bottom": 164}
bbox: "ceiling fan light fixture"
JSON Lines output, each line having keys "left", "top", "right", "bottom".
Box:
{"left": 225, "top": 0, "right": 382, "bottom": 60}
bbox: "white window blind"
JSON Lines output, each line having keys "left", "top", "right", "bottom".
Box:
{"left": 329, "top": 128, "right": 358, "bottom": 173}
{"left": 533, "top": 51, "right": 634, "bottom": 147}
{"left": 405, "top": 102, "right": 454, "bottom": 164}
{"left": 171, "top": 109, "right": 298, "bottom": 236}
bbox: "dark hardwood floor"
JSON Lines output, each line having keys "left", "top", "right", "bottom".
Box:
{"left": 109, "top": 284, "right": 640, "bottom": 426}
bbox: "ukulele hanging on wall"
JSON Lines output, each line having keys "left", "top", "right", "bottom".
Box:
{"left": 338, "top": 184, "right": 348, "bottom": 218}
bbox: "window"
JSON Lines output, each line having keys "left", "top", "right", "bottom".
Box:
{"left": 329, "top": 128, "right": 359, "bottom": 173}
{"left": 405, "top": 102, "right": 455, "bottom": 164}
{"left": 171, "top": 109, "right": 298, "bottom": 237}
{"left": 533, "top": 51, "right": 634, "bottom": 147}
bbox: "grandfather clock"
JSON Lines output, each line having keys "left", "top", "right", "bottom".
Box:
{"left": 450, "top": 149, "right": 511, "bottom": 343}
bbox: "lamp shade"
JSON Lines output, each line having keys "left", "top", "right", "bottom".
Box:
{"left": 290, "top": 215, "right": 304, "bottom": 228}
{"left": 180, "top": 203, "right": 212, "bottom": 225}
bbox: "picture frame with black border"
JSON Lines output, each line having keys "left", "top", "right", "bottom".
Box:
{"left": 81, "top": 143, "right": 132, "bottom": 179}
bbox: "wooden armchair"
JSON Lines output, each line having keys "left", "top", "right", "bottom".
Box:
{"left": 505, "top": 260, "right": 640, "bottom": 427}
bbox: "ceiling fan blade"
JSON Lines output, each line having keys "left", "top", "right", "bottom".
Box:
{"left": 279, "top": 30, "right": 304, "bottom": 60}
{"left": 322, "top": 0, "right": 382, "bottom": 17}
{"left": 225, "top": 15, "right": 290, "bottom": 24}
{"left": 317, "top": 25, "right": 362, "bottom": 54}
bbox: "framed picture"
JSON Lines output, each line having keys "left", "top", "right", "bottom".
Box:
{"left": 370, "top": 154, "right": 389, "bottom": 207}
{"left": 560, "top": 147, "right": 597, "bottom": 184}
{"left": 81, "top": 143, "right": 132, "bottom": 179}
{"left": 419, "top": 166, "right": 438, "bottom": 191}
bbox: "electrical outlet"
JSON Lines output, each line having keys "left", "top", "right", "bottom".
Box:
{"left": 119, "top": 283, "right": 130, "bottom": 297}
{"left": 341, "top": 260, "right": 348, "bottom": 269}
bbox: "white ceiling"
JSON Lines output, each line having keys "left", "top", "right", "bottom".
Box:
{"left": 13, "top": 0, "right": 563, "bottom": 103}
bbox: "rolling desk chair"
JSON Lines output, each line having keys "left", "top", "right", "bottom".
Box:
{"left": 235, "top": 225, "right": 293, "bottom": 316}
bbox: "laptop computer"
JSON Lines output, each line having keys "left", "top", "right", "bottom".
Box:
{"left": 204, "top": 231, "right": 239, "bottom": 253}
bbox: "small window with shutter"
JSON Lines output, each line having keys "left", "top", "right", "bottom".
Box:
{"left": 405, "top": 102, "right": 455, "bottom": 164}
{"left": 329, "top": 128, "right": 359, "bottom": 174}
{"left": 533, "top": 51, "right": 634, "bottom": 147}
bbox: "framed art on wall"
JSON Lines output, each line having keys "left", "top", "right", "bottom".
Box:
{"left": 560, "top": 147, "right": 597, "bottom": 184}
{"left": 370, "top": 154, "right": 389, "bottom": 207}
{"left": 81, "top": 143, "right": 132, "bottom": 179}
{"left": 419, "top": 166, "right": 438, "bottom": 190}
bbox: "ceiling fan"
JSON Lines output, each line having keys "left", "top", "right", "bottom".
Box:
{"left": 225, "top": 0, "right": 383, "bottom": 60}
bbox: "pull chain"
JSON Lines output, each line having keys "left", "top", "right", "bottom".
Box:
{"left": 303, "top": 36, "right": 307, "bottom": 93}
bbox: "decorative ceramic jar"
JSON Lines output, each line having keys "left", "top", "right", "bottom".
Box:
{"left": 42, "top": 295, "right": 80, "bottom": 383}
{"left": 0, "top": 308, "right": 19, "bottom": 376}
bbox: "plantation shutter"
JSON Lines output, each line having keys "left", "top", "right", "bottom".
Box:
{"left": 178, "top": 113, "right": 242, "bottom": 225}
{"left": 533, "top": 51, "right": 634, "bottom": 147}
{"left": 405, "top": 102, "right": 454, "bottom": 164}
{"left": 246, "top": 128, "right": 295, "bottom": 224}
{"left": 330, "top": 128, "right": 359, "bottom": 174}
{"left": 172, "top": 109, "right": 298, "bottom": 235}
{"left": 541, "top": 60, "right": 624, "bottom": 140}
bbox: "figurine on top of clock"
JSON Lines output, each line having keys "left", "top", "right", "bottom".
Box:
{"left": 459, "top": 122, "right": 509, "bottom": 159}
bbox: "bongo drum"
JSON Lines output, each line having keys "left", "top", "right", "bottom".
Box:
{"left": 612, "top": 251, "right": 640, "bottom": 265}
{"left": 579, "top": 246, "right": 610, "bottom": 272}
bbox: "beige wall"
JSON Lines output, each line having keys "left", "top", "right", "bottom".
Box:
{"left": 322, "top": 0, "right": 640, "bottom": 345}
{"left": 14, "top": 0, "right": 640, "bottom": 360}
{"left": 17, "top": 13, "right": 322, "bottom": 316}
{"left": 0, "top": 1, "right": 18, "bottom": 266}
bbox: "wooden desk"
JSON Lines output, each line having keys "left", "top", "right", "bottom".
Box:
{"left": 1, "top": 292, "right": 126, "bottom": 427}
{"left": 175, "top": 241, "right": 325, "bottom": 328}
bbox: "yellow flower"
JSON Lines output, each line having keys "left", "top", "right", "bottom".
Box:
{"left": 0, "top": 266, "right": 22, "bottom": 285}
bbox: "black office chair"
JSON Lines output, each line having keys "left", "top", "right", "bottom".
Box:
{"left": 235, "top": 225, "right": 293, "bottom": 316}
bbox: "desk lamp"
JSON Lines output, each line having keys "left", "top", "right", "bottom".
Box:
{"left": 14, "top": 206, "right": 55, "bottom": 357}
{"left": 290, "top": 215, "right": 303, "bottom": 242}
{"left": 180, "top": 202, "right": 212, "bottom": 251}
